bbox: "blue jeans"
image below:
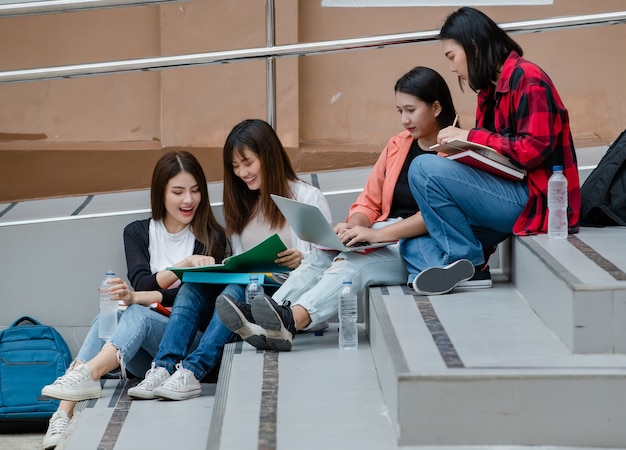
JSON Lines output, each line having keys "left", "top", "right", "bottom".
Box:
{"left": 76, "top": 305, "right": 201, "bottom": 378}
{"left": 153, "top": 283, "right": 236, "bottom": 381}
{"left": 272, "top": 245, "right": 408, "bottom": 329}
{"left": 400, "top": 154, "right": 528, "bottom": 283}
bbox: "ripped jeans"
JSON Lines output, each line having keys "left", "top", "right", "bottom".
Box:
{"left": 272, "top": 244, "right": 408, "bottom": 329}
{"left": 75, "top": 304, "right": 201, "bottom": 378}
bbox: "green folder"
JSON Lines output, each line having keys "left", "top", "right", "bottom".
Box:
{"left": 168, "top": 233, "right": 289, "bottom": 279}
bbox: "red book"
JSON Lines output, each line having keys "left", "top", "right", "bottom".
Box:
{"left": 149, "top": 303, "right": 171, "bottom": 317}
{"left": 430, "top": 139, "right": 526, "bottom": 181}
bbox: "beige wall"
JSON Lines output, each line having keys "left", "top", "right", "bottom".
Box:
{"left": 0, "top": 0, "right": 624, "bottom": 202}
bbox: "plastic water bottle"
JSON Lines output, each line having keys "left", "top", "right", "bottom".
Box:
{"left": 245, "top": 275, "right": 264, "bottom": 304}
{"left": 338, "top": 280, "right": 358, "bottom": 350}
{"left": 98, "top": 271, "right": 118, "bottom": 339}
{"left": 548, "top": 165, "right": 568, "bottom": 239}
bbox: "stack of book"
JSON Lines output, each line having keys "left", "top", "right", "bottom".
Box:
{"left": 430, "top": 139, "right": 526, "bottom": 181}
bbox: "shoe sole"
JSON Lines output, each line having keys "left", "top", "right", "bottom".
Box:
{"left": 216, "top": 295, "right": 272, "bottom": 350}
{"left": 153, "top": 386, "right": 202, "bottom": 401}
{"left": 251, "top": 296, "right": 293, "bottom": 352}
{"left": 127, "top": 387, "right": 159, "bottom": 400}
{"left": 43, "top": 434, "right": 66, "bottom": 450}
{"left": 457, "top": 279, "right": 493, "bottom": 289}
{"left": 44, "top": 439, "right": 62, "bottom": 450}
{"left": 41, "top": 385, "right": 102, "bottom": 402}
{"left": 413, "top": 259, "right": 475, "bottom": 295}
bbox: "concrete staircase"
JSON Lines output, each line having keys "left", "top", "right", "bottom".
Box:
{"left": 6, "top": 147, "right": 626, "bottom": 449}
{"left": 56, "top": 227, "right": 626, "bottom": 449}
{"left": 368, "top": 229, "right": 626, "bottom": 448}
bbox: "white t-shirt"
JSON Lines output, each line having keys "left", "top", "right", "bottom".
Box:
{"left": 148, "top": 219, "right": 195, "bottom": 288}
{"left": 230, "top": 179, "right": 331, "bottom": 255}
{"left": 238, "top": 212, "right": 293, "bottom": 253}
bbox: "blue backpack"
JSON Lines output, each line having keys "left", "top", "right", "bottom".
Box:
{"left": 0, "top": 316, "right": 72, "bottom": 420}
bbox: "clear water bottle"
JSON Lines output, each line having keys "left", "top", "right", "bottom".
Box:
{"left": 338, "top": 280, "right": 358, "bottom": 350}
{"left": 98, "top": 271, "right": 118, "bottom": 339}
{"left": 245, "top": 275, "right": 264, "bottom": 304}
{"left": 548, "top": 165, "right": 568, "bottom": 239}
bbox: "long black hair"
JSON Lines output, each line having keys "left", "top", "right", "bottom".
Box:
{"left": 222, "top": 119, "right": 298, "bottom": 235}
{"left": 439, "top": 7, "right": 523, "bottom": 92}
{"left": 394, "top": 66, "right": 457, "bottom": 129}
{"left": 151, "top": 151, "right": 228, "bottom": 261}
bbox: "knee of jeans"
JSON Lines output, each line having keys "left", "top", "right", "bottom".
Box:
{"left": 172, "top": 286, "right": 206, "bottom": 310}
{"left": 410, "top": 154, "right": 442, "bottom": 181}
{"left": 324, "top": 257, "right": 346, "bottom": 275}
{"left": 177, "top": 282, "right": 202, "bottom": 299}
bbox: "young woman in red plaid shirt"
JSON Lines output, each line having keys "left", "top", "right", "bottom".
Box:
{"left": 401, "top": 7, "right": 580, "bottom": 295}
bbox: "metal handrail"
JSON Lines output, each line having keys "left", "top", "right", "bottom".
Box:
{"left": 0, "top": 0, "right": 188, "bottom": 16}
{"left": 0, "top": 10, "right": 624, "bottom": 85}
{"left": 265, "top": 0, "right": 276, "bottom": 128}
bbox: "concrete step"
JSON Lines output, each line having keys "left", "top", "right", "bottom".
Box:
{"left": 515, "top": 228, "right": 626, "bottom": 353}
{"left": 368, "top": 279, "right": 626, "bottom": 447}
{"left": 213, "top": 330, "right": 399, "bottom": 450}
{"left": 59, "top": 379, "right": 217, "bottom": 450}
{"left": 369, "top": 226, "right": 626, "bottom": 448}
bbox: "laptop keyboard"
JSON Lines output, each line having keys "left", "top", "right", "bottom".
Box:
{"left": 344, "top": 240, "right": 371, "bottom": 248}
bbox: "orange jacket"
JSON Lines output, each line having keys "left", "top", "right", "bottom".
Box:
{"left": 347, "top": 130, "right": 413, "bottom": 225}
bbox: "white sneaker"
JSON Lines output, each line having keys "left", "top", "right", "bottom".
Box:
{"left": 153, "top": 363, "right": 202, "bottom": 401}
{"left": 41, "top": 364, "right": 101, "bottom": 401}
{"left": 42, "top": 409, "right": 70, "bottom": 450}
{"left": 127, "top": 363, "right": 170, "bottom": 400}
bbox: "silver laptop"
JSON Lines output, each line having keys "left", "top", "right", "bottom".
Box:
{"left": 270, "top": 194, "right": 396, "bottom": 252}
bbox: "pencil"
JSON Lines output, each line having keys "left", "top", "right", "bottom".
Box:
{"left": 452, "top": 114, "right": 459, "bottom": 128}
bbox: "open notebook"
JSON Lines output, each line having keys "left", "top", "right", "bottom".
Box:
{"left": 270, "top": 194, "right": 396, "bottom": 252}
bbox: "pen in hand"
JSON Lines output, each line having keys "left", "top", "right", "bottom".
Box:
{"left": 452, "top": 114, "right": 459, "bottom": 128}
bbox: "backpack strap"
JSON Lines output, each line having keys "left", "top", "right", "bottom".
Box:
{"left": 10, "top": 316, "right": 42, "bottom": 327}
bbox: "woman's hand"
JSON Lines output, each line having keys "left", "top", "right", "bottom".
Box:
{"left": 179, "top": 254, "right": 216, "bottom": 268}
{"left": 106, "top": 277, "right": 135, "bottom": 306}
{"left": 275, "top": 248, "right": 304, "bottom": 269}
{"left": 338, "top": 225, "right": 379, "bottom": 245}
{"left": 333, "top": 222, "right": 351, "bottom": 235}
{"left": 437, "top": 126, "right": 469, "bottom": 145}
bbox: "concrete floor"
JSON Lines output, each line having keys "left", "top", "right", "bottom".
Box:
{"left": 0, "top": 422, "right": 45, "bottom": 450}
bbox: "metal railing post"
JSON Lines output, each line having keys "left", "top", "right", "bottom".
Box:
{"left": 266, "top": 0, "right": 276, "bottom": 130}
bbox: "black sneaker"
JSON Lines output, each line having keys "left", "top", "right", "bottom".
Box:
{"left": 412, "top": 259, "right": 474, "bottom": 295}
{"left": 251, "top": 294, "right": 296, "bottom": 352}
{"left": 216, "top": 294, "right": 271, "bottom": 350}
{"left": 457, "top": 264, "right": 492, "bottom": 289}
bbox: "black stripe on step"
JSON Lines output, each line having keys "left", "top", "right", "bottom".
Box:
{"left": 0, "top": 202, "right": 17, "bottom": 218}
{"left": 413, "top": 294, "right": 464, "bottom": 368}
{"left": 258, "top": 350, "right": 279, "bottom": 450}
{"left": 97, "top": 379, "right": 133, "bottom": 450}
{"left": 72, "top": 195, "right": 94, "bottom": 216}
{"left": 568, "top": 234, "right": 626, "bottom": 280}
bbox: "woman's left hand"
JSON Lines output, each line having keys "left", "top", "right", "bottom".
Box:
{"left": 108, "top": 277, "right": 135, "bottom": 306}
{"left": 275, "top": 248, "right": 304, "bottom": 269}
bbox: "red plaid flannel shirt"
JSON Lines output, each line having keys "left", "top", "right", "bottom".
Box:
{"left": 468, "top": 51, "right": 580, "bottom": 235}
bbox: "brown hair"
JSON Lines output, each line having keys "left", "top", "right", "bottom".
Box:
{"left": 222, "top": 119, "right": 298, "bottom": 235}
{"left": 151, "top": 151, "right": 229, "bottom": 261}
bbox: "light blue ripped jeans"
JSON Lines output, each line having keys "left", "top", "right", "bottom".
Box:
{"left": 76, "top": 304, "right": 201, "bottom": 378}
{"left": 272, "top": 242, "right": 408, "bottom": 329}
